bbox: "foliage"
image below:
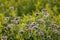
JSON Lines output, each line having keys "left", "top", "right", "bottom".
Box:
{"left": 0, "top": 0, "right": 60, "bottom": 40}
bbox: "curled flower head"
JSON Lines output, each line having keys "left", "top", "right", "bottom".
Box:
{"left": 9, "top": 6, "right": 14, "bottom": 10}
{"left": 53, "top": 30, "right": 60, "bottom": 35}
{"left": 32, "top": 26, "right": 38, "bottom": 30}
{"left": 5, "top": 17, "right": 12, "bottom": 21}
{"left": 11, "top": 16, "right": 20, "bottom": 24}
{"left": 38, "top": 19, "right": 45, "bottom": 24}
{"left": 38, "top": 31, "right": 45, "bottom": 36}
{"left": 14, "top": 16, "right": 20, "bottom": 21}
{"left": 46, "top": 35, "right": 51, "bottom": 39}
{"left": 6, "top": 24, "right": 13, "bottom": 30}
{"left": 41, "top": 8, "right": 49, "bottom": 17}
{"left": 50, "top": 22, "right": 57, "bottom": 28}
{"left": 11, "top": 19, "right": 19, "bottom": 24}
{"left": 19, "top": 30, "right": 24, "bottom": 34}
{"left": 31, "top": 22, "right": 36, "bottom": 27}
{"left": 26, "top": 27, "right": 32, "bottom": 33}
{"left": 1, "top": 35, "right": 8, "bottom": 40}
{"left": 42, "top": 8, "right": 47, "bottom": 14}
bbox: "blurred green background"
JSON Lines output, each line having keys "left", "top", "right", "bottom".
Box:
{"left": 0, "top": 0, "right": 60, "bottom": 16}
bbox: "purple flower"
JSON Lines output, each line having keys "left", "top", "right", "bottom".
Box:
{"left": 19, "top": 30, "right": 24, "bottom": 34}
{"left": 7, "top": 24, "right": 13, "bottom": 29}
{"left": 50, "top": 22, "right": 57, "bottom": 28}
{"left": 53, "top": 30, "right": 60, "bottom": 35}
{"left": 5, "top": 17, "right": 11, "bottom": 21}
{"left": 42, "top": 8, "right": 49, "bottom": 17}
{"left": 31, "top": 22, "right": 36, "bottom": 27}
{"left": 32, "top": 26, "right": 38, "bottom": 30}
{"left": 38, "top": 31, "right": 44, "bottom": 36}
{"left": 11, "top": 17, "right": 20, "bottom": 24}
{"left": 38, "top": 19, "right": 44, "bottom": 24}
{"left": 42, "top": 8, "right": 47, "bottom": 14}
{"left": 1, "top": 35, "right": 8, "bottom": 40}
{"left": 26, "top": 27, "right": 32, "bottom": 33}
{"left": 14, "top": 16, "right": 20, "bottom": 21}
{"left": 47, "top": 35, "right": 51, "bottom": 39}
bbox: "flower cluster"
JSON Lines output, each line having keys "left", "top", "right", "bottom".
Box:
{"left": 0, "top": 0, "right": 60, "bottom": 40}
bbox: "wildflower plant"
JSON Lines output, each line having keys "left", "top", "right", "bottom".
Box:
{"left": 0, "top": 0, "right": 60, "bottom": 40}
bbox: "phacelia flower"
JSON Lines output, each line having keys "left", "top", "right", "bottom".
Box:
{"left": 46, "top": 35, "right": 51, "bottom": 39}
{"left": 11, "top": 17, "right": 20, "bottom": 24}
{"left": 14, "top": 16, "right": 20, "bottom": 21}
{"left": 26, "top": 27, "right": 32, "bottom": 33}
{"left": 5, "top": 17, "right": 12, "bottom": 21}
{"left": 11, "top": 20, "right": 19, "bottom": 24}
{"left": 38, "top": 31, "right": 44, "bottom": 36}
{"left": 50, "top": 22, "right": 57, "bottom": 28}
{"left": 31, "top": 22, "right": 36, "bottom": 27}
{"left": 53, "top": 30, "right": 60, "bottom": 35}
{"left": 6, "top": 24, "right": 13, "bottom": 30}
{"left": 1, "top": 35, "right": 8, "bottom": 40}
{"left": 32, "top": 26, "right": 38, "bottom": 30}
{"left": 38, "top": 19, "right": 45, "bottom": 24}
{"left": 19, "top": 30, "right": 24, "bottom": 34}
{"left": 42, "top": 8, "right": 49, "bottom": 17}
